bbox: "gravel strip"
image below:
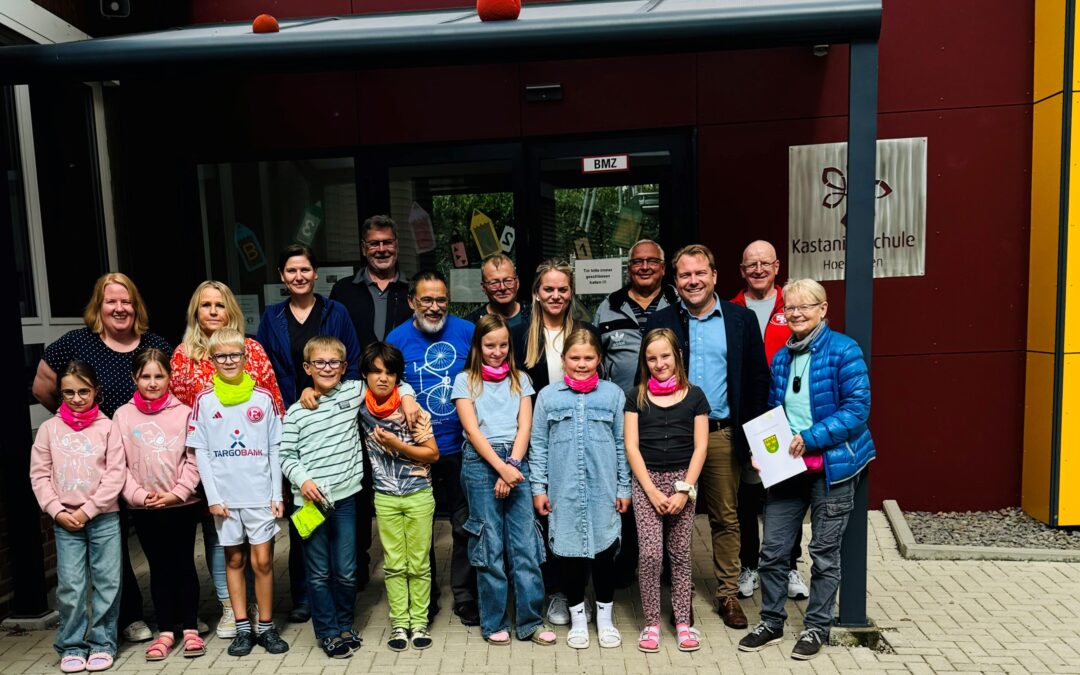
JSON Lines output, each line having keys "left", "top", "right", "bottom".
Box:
{"left": 904, "top": 507, "right": 1080, "bottom": 549}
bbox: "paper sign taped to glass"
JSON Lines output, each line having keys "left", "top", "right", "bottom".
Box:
{"left": 742, "top": 405, "right": 807, "bottom": 488}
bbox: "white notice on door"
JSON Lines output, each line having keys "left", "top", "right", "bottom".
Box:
{"left": 581, "top": 154, "right": 629, "bottom": 174}
{"left": 574, "top": 258, "right": 623, "bottom": 295}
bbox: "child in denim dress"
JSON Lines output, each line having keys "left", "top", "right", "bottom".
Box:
{"left": 453, "top": 314, "right": 557, "bottom": 647}
{"left": 529, "top": 328, "right": 630, "bottom": 650}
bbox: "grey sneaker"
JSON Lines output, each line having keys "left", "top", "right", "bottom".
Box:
{"left": 546, "top": 594, "right": 569, "bottom": 625}
{"left": 787, "top": 570, "right": 810, "bottom": 599}
{"left": 216, "top": 602, "right": 237, "bottom": 639}
{"left": 738, "top": 568, "right": 759, "bottom": 598}
{"left": 123, "top": 620, "right": 152, "bottom": 642}
{"left": 791, "top": 628, "right": 824, "bottom": 660}
{"left": 738, "top": 622, "right": 784, "bottom": 652}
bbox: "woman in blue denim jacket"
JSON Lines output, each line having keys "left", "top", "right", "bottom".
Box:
{"left": 530, "top": 328, "right": 630, "bottom": 650}
{"left": 452, "top": 315, "right": 556, "bottom": 647}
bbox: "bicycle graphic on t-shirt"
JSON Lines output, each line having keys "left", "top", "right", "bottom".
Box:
{"left": 410, "top": 341, "right": 457, "bottom": 417}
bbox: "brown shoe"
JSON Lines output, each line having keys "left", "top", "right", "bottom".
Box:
{"left": 717, "top": 595, "right": 748, "bottom": 629}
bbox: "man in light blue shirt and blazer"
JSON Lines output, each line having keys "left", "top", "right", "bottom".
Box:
{"left": 645, "top": 243, "right": 771, "bottom": 630}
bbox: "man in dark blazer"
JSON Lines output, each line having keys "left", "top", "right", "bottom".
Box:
{"left": 329, "top": 214, "right": 414, "bottom": 593}
{"left": 645, "top": 243, "right": 771, "bottom": 630}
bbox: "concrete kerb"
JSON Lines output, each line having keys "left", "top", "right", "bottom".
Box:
{"left": 1, "top": 611, "right": 59, "bottom": 632}
{"left": 882, "top": 499, "right": 1080, "bottom": 562}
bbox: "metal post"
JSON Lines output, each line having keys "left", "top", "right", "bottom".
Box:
{"left": 837, "top": 38, "right": 878, "bottom": 628}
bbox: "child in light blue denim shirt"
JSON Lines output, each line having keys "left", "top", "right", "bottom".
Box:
{"left": 530, "top": 328, "right": 630, "bottom": 651}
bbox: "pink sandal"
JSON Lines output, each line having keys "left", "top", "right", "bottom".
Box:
{"left": 85, "top": 653, "right": 113, "bottom": 672}
{"left": 145, "top": 633, "right": 174, "bottom": 661}
{"left": 676, "top": 623, "right": 701, "bottom": 652}
{"left": 181, "top": 629, "right": 205, "bottom": 658}
{"left": 59, "top": 655, "right": 86, "bottom": 673}
{"left": 638, "top": 625, "right": 660, "bottom": 653}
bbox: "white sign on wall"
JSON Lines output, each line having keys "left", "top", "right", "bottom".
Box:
{"left": 788, "top": 137, "right": 927, "bottom": 280}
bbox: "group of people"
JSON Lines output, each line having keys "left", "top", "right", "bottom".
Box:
{"left": 28, "top": 213, "right": 875, "bottom": 673}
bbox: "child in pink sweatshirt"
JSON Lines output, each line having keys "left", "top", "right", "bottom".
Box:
{"left": 114, "top": 348, "right": 204, "bottom": 661}
{"left": 30, "top": 359, "right": 125, "bottom": 674}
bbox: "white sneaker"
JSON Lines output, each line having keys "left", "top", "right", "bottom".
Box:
{"left": 737, "top": 568, "right": 759, "bottom": 598}
{"left": 787, "top": 569, "right": 810, "bottom": 599}
{"left": 122, "top": 620, "right": 152, "bottom": 642}
{"left": 547, "top": 594, "right": 570, "bottom": 626}
{"left": 217, "top": 601, "right": 237, "bottom": 638}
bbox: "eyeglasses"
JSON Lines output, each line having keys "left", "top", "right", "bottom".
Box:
{"left": 628, "top": 257, "right": 664, "bottom": 269}
{"left": 211, "top": 352, "right": 246, "bottom": 364}
{"left": 783, "top": 303, "right": 822, "bottom": 314}
{"left": 364, "top": 238, "right": 397, "bottom": 249}
{"left": 60, "top": 388, "right": 94, "bottom": 400}
{"left": 741, "top": 260, "right": 778, "bottom": 271}
{"left": 416, "top": 296, "right": 449, "bottom": 307}
{"left": 483, "top": 277, "right": 518, "bottom": 290}
{"left": 307, "top": 359, "right": 345, "bottom": 371}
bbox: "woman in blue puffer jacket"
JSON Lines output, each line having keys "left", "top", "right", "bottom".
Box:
{"left": 737, "top": 278, "right": 875, "bottom": 662}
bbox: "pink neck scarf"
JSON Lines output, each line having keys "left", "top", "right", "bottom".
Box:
{"left": 481, "top": 362, "right": 510, "bottom": 382}
{"left": 59, "top": 401, "right": 99, "bottom": 431}
{"left": 564, "top": 372, "right": 599, "bottom": 393}
{"left": 133, "top": 390, "right": 171, "bottom": 415}
{"left": 647, "top": 376, "right": 680, "bottom": 395}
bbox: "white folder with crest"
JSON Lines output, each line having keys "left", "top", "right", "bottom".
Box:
{"left": 742, "top": 405, "right": 807, "bottom": 488}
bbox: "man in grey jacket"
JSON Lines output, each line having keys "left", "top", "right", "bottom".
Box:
{"left": 593, "top": 238, "right": 679, "bottom": 587}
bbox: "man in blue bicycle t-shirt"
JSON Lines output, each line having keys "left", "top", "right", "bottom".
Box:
{"left": 386, "top": 269, "right": 478, "bottom": 626}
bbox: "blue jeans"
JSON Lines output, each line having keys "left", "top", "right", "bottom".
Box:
{"left": 54, "top": 512, "right": 121, "bottom": 657}
{"left": 461, "top": 442, "right": 546, "bottom": 639}
{"left": 300, "top": 496, "right": 358, "bottom": 639}
{"left": 759, "top": 471, "right": 860, "bottom": 638}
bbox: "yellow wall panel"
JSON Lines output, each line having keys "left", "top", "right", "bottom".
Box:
{"left": 1057, "top": 354, "right": 1080, "bottom": 525}
{"left": 1023, "top": 352, "right": 1055, "bottom": 524}
{"left": 1030, "top": 96, "right": 1063, "bottom": 353}
{"left": 1068, "top": 93, "right": 1080, "bottom": 352}
{"left": 1035, "top": 0, "right": 1066, "bottom": 101}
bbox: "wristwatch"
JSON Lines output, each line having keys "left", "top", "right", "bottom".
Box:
{"left": 505, "top": 457, "right": 522, "bottom": 469}
{"left": 673, "top": 480, "right": 697, "bottom": 502}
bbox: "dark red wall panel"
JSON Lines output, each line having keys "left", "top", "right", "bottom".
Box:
{"left": 191, "top": 0, "right": 351, "bottom": 23}
{"left": 356, "top": 65, "right": 519, "bottom": 145}
{"left": 520, "top": 55, "right": 697, "bottom": 137}
{"left": 698, "top": 47, "right": 850, "bottom": 125}
{"left": 869, "top": 351, "right": 1024, "bottom": 511}
{"left": 878, "top": 0, "right": 1033, "bottom": 112}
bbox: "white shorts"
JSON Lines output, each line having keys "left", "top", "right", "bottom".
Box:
{"left": 215, "top": 506, "right": 279, "bottom": 546}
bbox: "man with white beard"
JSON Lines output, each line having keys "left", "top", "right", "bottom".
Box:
{"left": 386, "top": 270, "right": 479, "bottom": 625}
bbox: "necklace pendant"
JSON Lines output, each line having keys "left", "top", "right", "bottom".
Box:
{"left": 792, "top": 376, "right": 802, "bottom": 394}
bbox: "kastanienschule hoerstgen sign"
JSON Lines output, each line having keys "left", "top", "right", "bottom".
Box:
{"left": 788, "top": 137, "right": 927, "bottom": 280}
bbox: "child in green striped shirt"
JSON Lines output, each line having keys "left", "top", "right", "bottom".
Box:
{"left": 281, "top": 336, "right": 421, "bottom": 659}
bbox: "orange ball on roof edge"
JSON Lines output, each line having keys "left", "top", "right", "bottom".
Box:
{"left": 478, "top": 0, "right": 521, "bottom": 21}
{"left": 252, "top": 14, "right": 280, "bottom": 33}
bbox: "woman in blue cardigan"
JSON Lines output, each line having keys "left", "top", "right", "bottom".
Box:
{"left": 255, "top": 243, "right": 362, "bottom": 624}
{"left": 737, "top": 278, "right": 875, "bottom": 662}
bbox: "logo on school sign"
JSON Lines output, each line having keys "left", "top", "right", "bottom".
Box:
{"left": 788, "top": 137, "right": 927, "bottom": 280}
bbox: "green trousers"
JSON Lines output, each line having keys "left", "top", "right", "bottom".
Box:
{"left": 375, "top": 487, "right": 435, "bottom": 630}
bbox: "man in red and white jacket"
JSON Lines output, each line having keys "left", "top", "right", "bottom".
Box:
{"left": 729, "top": 239, "right": 809, "bottom": 603}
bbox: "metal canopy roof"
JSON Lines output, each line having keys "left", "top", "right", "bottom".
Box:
{"left": 0, "top": 0, "right": 880, "bottom": 84}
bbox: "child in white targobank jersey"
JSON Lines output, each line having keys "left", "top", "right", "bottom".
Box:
{"left": 187, "top": 328, "right": 289, "bottom": 658}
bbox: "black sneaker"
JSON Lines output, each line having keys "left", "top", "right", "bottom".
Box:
{"left": 791, "top": 628, "right": 824, "bottom": 660}
{"left": 340, "top": 630, "right": 362, "bottom": 653}
{"left": 410, "top": 626, "right": 433, "bottom": 650}
{"left": 227, "top": 630, "right": 256, "bottom": 657}
{"left": 321, "top": 636, "right": 352, "bottom": 659}
{"left": 453, "top": 601, "right": 480, "bottom": 627}
{"left": 387, "top": 627, "right": 409, "bottom": 652}
{"left": 738, "top": 622, "right": 784, "bottom": 652}
{"left": 256, "top": 627, "right": 290, "bottom": 654}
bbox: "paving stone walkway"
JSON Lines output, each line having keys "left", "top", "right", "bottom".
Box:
{"left": 1, "top": 511, "right": 1078, "bottom": 674}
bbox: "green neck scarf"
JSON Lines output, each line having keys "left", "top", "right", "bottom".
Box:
{"left": 213, "top": 372, "right": 255, "bottom": 406}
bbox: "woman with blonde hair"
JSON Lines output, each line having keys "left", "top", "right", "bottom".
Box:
{"left": 509, "top": 260, "right": 602, "bottom": 625}
{"left": 169, "top": 280, "right": 284, "bottom": 640}
{"left": 32, "top": 272, "right": 171, "bottom": 646}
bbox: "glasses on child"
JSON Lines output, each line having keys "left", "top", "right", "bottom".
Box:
{"left": 60, "top": 388, "right": 94, "bottom": 400}
{"left": 211, "top": 352, "right": 246, "bottom": 364}
{"left": 307, "top": 359, "right": 344, "bottom": 371}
